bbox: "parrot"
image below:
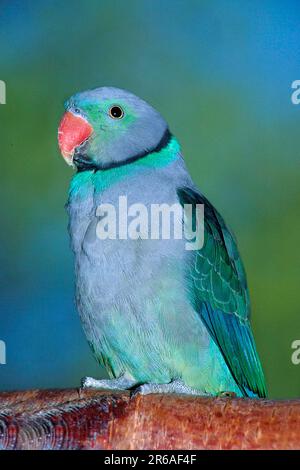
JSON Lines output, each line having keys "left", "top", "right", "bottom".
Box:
{"left": 58, "top": 86, "right": 266, "bottom": 398}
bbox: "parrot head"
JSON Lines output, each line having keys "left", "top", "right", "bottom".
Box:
{"left": 58, "top": 87, "right": 169, "bottom": 170}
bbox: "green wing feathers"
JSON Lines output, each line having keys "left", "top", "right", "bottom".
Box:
{"left": 177, "top": 187, "right": 267, "bottom": 398}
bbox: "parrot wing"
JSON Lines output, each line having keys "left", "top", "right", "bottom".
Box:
{"left": 177, "top": 187, "right": 267, "bottom": 397}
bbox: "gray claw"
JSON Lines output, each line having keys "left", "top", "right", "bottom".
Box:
{"left": 132, "top": 379, "right": 209, "bottom": 397}
{"left": 81, "top": 375, "right": 137, "bottom": 391}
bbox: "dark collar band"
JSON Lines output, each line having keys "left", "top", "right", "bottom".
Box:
{"left": 75, "top": 128, "right": 172, "bottom": 173}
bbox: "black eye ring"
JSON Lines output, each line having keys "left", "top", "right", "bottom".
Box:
{"left": 74, "top": 108, "right": 81, "bottom": 114}
{"left": 109, "top": 105, "right": 124, "bottom": 119}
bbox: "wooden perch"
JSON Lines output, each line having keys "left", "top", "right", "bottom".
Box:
{"left": 0, "top": 389, "right": 299, "bottom": 450}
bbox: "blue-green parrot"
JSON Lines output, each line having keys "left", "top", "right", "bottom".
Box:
{"left": 58, "top": 87, "right": 266, "bottom": 398}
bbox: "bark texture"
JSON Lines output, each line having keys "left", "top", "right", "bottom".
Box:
{"left": 0, "top": 389, "right": 299, "bottom": 450}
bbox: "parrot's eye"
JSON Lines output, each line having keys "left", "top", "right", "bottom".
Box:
{"left": 109, "top": 105, "right": 124, "bottom": 119}
{"left": 74, "top": 108, "right": 81, "bottom": 115}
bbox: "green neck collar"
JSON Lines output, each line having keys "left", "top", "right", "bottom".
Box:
{"left": 69, "top": 136, "right": 181, "bottom": 197}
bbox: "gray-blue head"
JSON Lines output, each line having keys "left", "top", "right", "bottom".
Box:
{"left": 58, "top": 87, "right": 170, "bottom": 170}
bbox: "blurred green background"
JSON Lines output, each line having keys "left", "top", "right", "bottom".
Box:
{"left": 0, "top": 0, "right": 299, "bottom": 398}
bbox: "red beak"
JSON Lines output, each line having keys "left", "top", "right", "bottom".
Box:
{"left": 58, "top": 111, "right": 93, "bottom": 165}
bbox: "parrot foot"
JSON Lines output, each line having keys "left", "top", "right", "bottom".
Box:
{"left": 81, "top": 374, "right": 137, "bottom": 391}
{"left": 132, "top": 379, "right": 209, "bottom": 397}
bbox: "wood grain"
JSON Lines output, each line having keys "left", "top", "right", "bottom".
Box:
{"left": 0, "top": 389, "right": 299, "bottom": 450}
